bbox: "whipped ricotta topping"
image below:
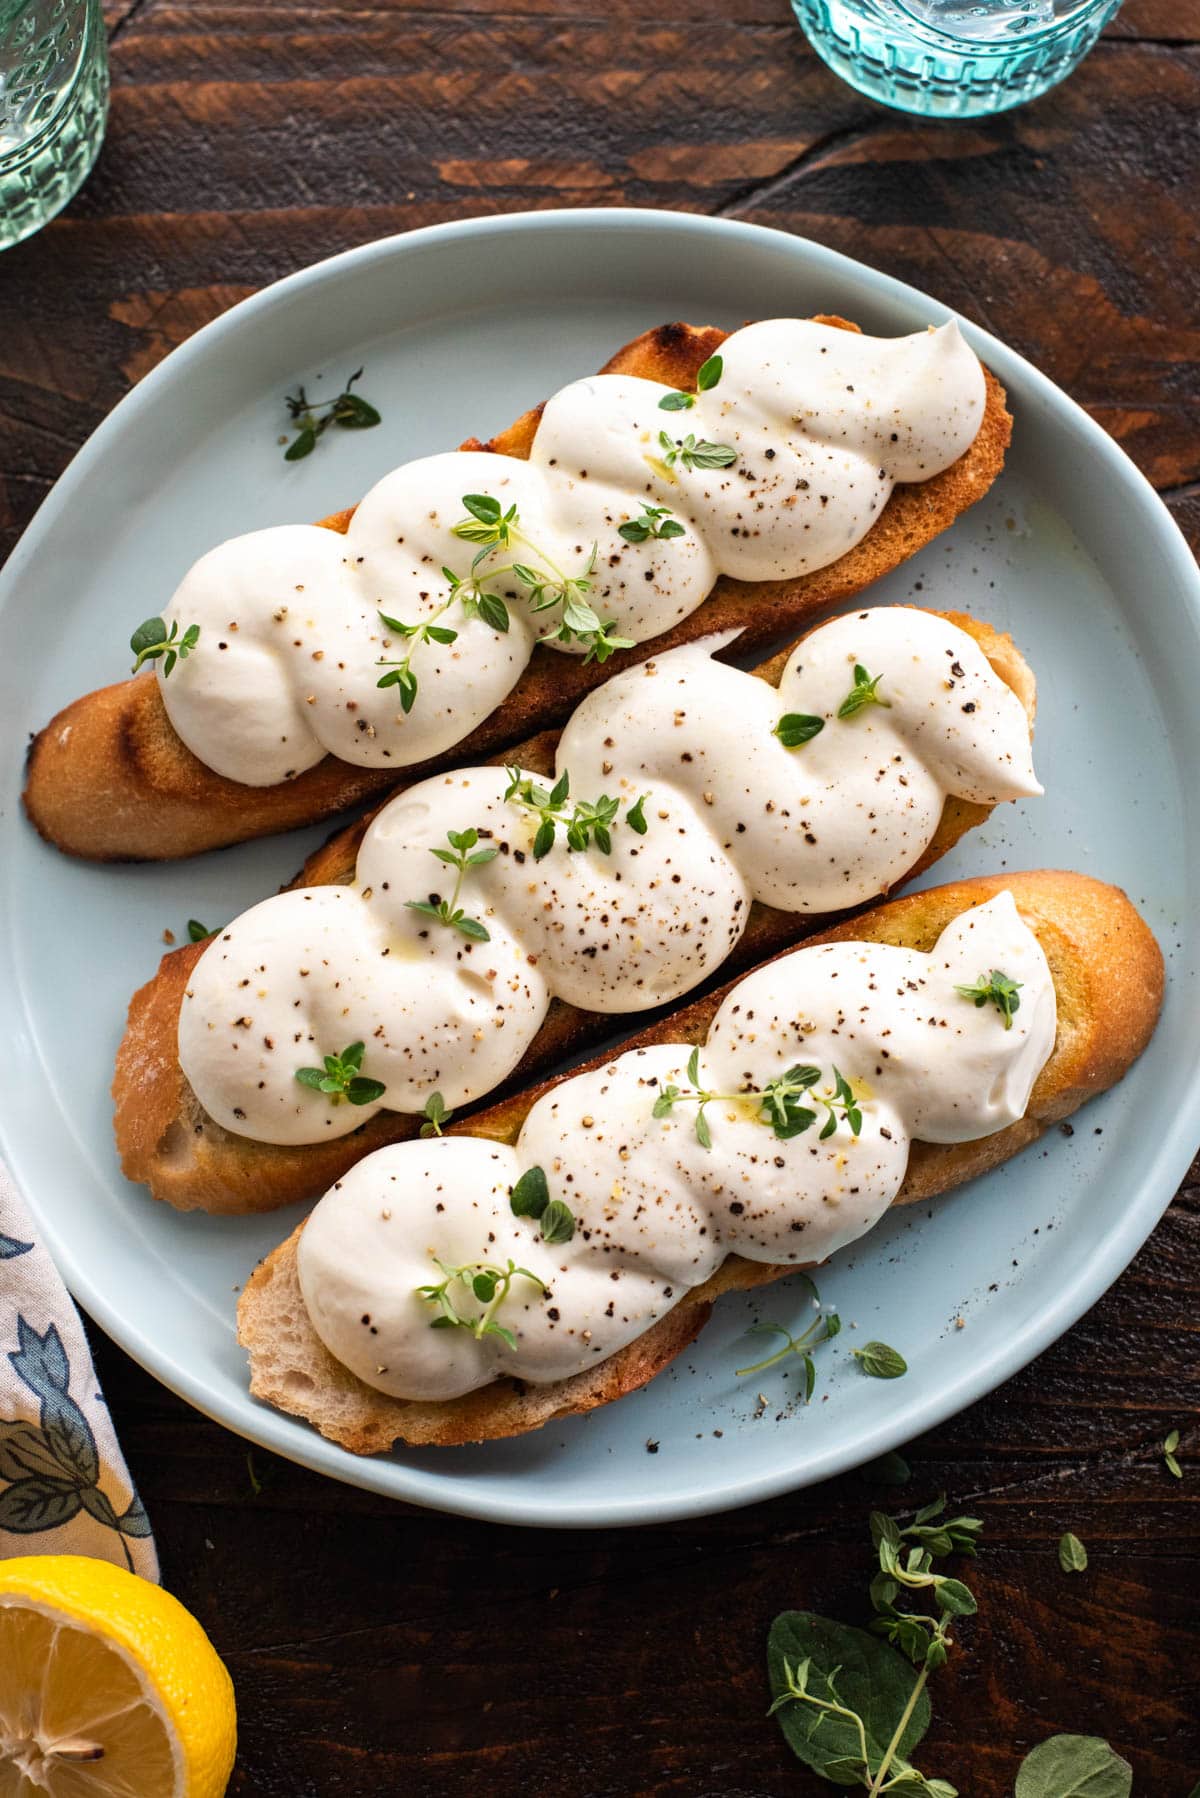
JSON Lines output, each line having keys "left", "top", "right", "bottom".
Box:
{"left": 154, "top": 319, "right": 985, "bottom": 785}
{"left": 178, "top": 608, "right": 1038, "bottom": 1147}
{"left": 296, "top": 892, "right": 1057, "bottom": 1402}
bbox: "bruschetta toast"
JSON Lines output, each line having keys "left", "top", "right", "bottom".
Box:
{"left": 113, "top": 607, "right": 1035, "bottom": 1214}
{"left": 236, "top": 870, "right": 1163, "bottom": 1451}
{"left": 26, "top": 316, "right": 1011, "bottom": 862}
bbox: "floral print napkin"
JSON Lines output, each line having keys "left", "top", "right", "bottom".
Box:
{"left": 0, "top": 1167, "right": 158, "bottom": 1579}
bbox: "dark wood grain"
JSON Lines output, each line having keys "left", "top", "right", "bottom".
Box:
{"left": 4, "top": 1, "right": 1199, "bottom": 1792}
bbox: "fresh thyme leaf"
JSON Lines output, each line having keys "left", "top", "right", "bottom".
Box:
{"left": 510, "top": 1166, "right": 550, "bottom": 1219}
{"left": 694, "top": 1108, "right": 713, "bottom": 1151}
{"left": 775, "top": 712, "right": 825, "bottom": 750}
{"left": 626, "top": 794, "right": 649, "bottom": 834}
{"left": 866, "top": 1450, "right": 914, "bottom": 1488}
{"left": 539, "top": 1198, "right": 576, "bottom": 1245}
{"left": 419, "top": 1091, "right": 451, "bottom": 1137}
{"left": 853, "top": 1341, "right": 908, "bottom": 1380}
{"left": 285, "top": 424, "right": 317, "bottom": 461}
{"left": 697, "top": 353, "right": 723, "bottom": 392}
{"left": 658, "top": 390, "right": 695, "bottom": 412}
{"left": 186, "top": 919, "right": 219, "bottom": 943}
{"left": 837, "top": 663, "right": 891, "bottom": 720}
{"left": 954, "top": 969, "right": 1022, "bottom": 1030}
{"left": 657, "top": 430, "right": 737, "bottom": 472}
{"left": 130, "top": 617, "right": 200, "bottom": 677}
{"left": 618, "top": 502, "right": 687, "bottom": 544}
{"left": 1058, "top": 1531, "right": 1088, "bottom": 1573}
{"left": 1014, "top": 1735, "right": 1132, "bottom": 1798}
{"left": 282, "top": 368, "right": 381, "bottom": 459}
{"left": 404, "top": 830, "right": 493, "bottom": 941}
{"left": 294, "top": 1040, "right": 385, "bottom": 1107}
{"left": 1164, "top": 1427, "right": 1183, "bottom": 1478}
{"left": 477, "top": 590, "right": 510, "bottom": 633}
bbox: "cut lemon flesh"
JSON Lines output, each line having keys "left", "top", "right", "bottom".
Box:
{"left": 0, "top": 1558, "right": 235, "bottom": 1798}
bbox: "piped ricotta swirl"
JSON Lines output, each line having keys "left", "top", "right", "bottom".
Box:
{"left": 296, "top": 892, "right": 1057, "bottom": 1402}
{"left": 155, "top": 319, "right": 986, "bottom": 785}
{"left": 178, "top": 606, "right": 1039, "bottom": 1146}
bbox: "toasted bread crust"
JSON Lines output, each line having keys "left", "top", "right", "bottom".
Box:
{"left": 25, "top": 318, "right": 1012, "bottom": 862}
{"left": 112, "top": 610, "right": 1034, "bottom": 1214}
{"left": 236, "top": 869, "right": 1163, "bottom": 1452}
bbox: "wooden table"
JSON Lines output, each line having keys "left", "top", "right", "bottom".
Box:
{"left": 3, "top": 3, "right": 1198, "bottom": 1791}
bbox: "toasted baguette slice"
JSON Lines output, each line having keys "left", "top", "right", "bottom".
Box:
{"left": 237, "top": 870, "right": 1163, "bottom": 1452}
{"left": 113, "top": 609, "right": 1033, "bottom": 1215}
{"left": 25, "top": 316, "right": 1012, "bottom": 863}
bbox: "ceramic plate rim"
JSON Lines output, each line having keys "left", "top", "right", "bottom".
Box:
{"left": 2, "top": 208, "right": 1198, "bottom": 1527}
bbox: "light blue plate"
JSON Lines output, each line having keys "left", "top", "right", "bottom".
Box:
{"left": 1, "top": 210, "right": 1196, "bottom": 1527}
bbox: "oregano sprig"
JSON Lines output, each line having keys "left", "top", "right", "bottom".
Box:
{"left": 503, "top": 767, "right": 649, "bottom": 859}
{"left": 954, "top": 969, "right": 1022, "bottom": 1030}
{"left": 295, "top": 1040, "right": 386, "bottom": 1106}
{"left": 130, "top": 617, "right": 200, "bottom": 677}
{"left": 414, "top": 1256, "right": 545, "bottom": 1351}
{"left": 405, "top": 827, "right": 496, "bottom": 942}
{"left": 283, "top": 367, "right": 381, "bottom": 460}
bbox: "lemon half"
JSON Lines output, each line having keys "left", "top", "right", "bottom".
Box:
{"left": 0, "top": 1556, "right": 236, "bottom": 1797}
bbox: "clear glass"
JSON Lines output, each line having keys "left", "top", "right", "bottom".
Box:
{"left": 0, "top": 0, "right": 108, "bottom": 251}
{"left": 792, "top": 0, "right": 1124, "bottom": 118}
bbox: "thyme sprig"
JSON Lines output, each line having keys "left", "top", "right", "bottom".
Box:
{"left": 375, "top": 554, "right": 512, "bottom": 714}
{"left": 130, "top": 617, "right": 200, "bottom": 677}
{"left": 283, "top": 367, "right": 381, "bottom": 460}
{"left": 295, "top": 1040, "right": 386, "bottom": 1106}
{"left": 405, "top": 828, "right": 496, "bottom": 942}
{"left": 503, "top": 767, "right": 649, "bottom": 860}
{"left": 736, "top": 1275, "right": 842, "bottom": 1397}
{"left": 415, "top": 1256, "right": 545, "bottom": 1351}
{"left": 652, "top": 1049, "right": 863, "bottom": 1152}
{"left": 954, "top": 969, "right": 1022, "bottom": 1030}
{"left": 838, "top": 664, "right": 891, "bottom": 720}
{"left": 658, "top": 353, "right": 724, "bottom": 411}
{"left": 618, "top": 502, "right": 687, "bottom": 544}
{"left": 451, "top": 494, "right": 633, "bottom": 663}
{"left": 419, "top": 1091, "right": 452, "bottom": 1137}
{"left": 656, "top": 429, "right": 738, "bottom": 473}
{"left": 375, "top": 598, "right": 459, "bottom": 712}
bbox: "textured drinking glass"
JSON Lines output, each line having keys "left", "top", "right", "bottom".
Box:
{"left": 0, "top": 0, "right": 107, "bottom": 250}
{"left": 792, "top": 0, "right": 1124, "bottom": 117}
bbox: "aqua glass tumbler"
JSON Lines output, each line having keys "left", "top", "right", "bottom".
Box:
{"left": 792, "top": 0, "right": 1124, "bottom": 118}
{"left": 0, "top": 0, "right": 108, "bottom": 250}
